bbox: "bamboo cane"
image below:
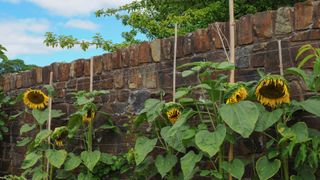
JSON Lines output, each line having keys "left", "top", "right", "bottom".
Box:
{"left": 228, "top": 0, "right": 235, "bottom": 179}
{"left": 46, "top": 71, "right": 53, "bottom": 179}
{"left": 173, "top": 23, "right": 178, "bottom": 103}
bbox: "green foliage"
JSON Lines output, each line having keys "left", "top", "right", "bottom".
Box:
{"left": 43, "top": 0, "right": 305, "bottom": 52}
{"left": 97, "top": 0, "right": 305, "bottom": 39}
{"left": 134, "top": 136, "right": 157, "bottom": 165}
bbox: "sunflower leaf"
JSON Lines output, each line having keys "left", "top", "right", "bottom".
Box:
{"left": 20, "top": 124, "right": 36, "bottom": 135}
{"left": 181, "top": 151, "right": 202, "bottom": 180}
{"left": 134, "top": 136, "right": 157, "bottom": 165}
{"left": 34, "top": 129, "right": 51, "bottom": 147}
{"left": 221, "top": 159, "right": 245, "bottom": 179}
{"left": 299, "top": 99, "right": 320, "bottom": 117}
{"left": 21, "top": 152, "right": 42, "bottom": 169}
{"left": 220, "top": 101, "right": 259, "bottom": 138}
{"left": 46, "top": 149, "right": 67, "bottom": 168}
{"left": 195, "top": 124, "right": 226, "bottom": 157}
{"left": 255, "top": 106, "right": 283, "bottom": 132}
{"left": 32, "top": 109, "right": 64, "bottom": 125}
{"left": 256, "top": 156, "right": 281, "bottom": 180}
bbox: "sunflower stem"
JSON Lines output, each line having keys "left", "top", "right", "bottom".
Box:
{"left": 88, "top": 121, "right": 93, "bottom": 152}
{"left": 282, "top": 155, "right": 289, "bottom": 180}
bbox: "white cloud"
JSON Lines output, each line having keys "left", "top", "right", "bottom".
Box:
{"left": 65, "top": 19, "right": 99, "bottom": 31}
{"left": 0, "top": 18, "right": 60, "bottom": 58}
{"left": 27, "top": 0, "right": 135, "bottom": 17}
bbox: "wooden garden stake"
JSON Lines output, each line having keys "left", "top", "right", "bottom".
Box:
{"left": 46, "top": 71, "right": 53, "bottom": 179}
{"left": 228, "top": 0, "right": 235, "bottom": 179}
{"left": 173, "top": 23, "right": 178, "bottom": 103}
{"left": 88, "top": 57, "right": 94, "bottom": 152}
{"left": 278, "top": 40, "right": 284, "bottom": 76}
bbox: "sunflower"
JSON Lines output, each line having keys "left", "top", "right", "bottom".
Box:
{"left": 83, "top": 109, "right": 95, "bottom": 123}
{"left": 255, "top": 75, "right": 290, "bottom": 108}
{"left": 52, "top": 126, "right": 68, "bottom": 147}
{"left": 23, "top": 89, "right": 49, "bottom": 109}
{"left": 164, "top": 102, "right": 182, "bottom": 124}
{"left": 226, "top": 85, "right": 248, "bottom": 104}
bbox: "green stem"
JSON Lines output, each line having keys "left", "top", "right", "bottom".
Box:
{"left": 88, "top": 121, "right": 93, "bottom": 152}
{"left": 195, "top": 103, "right": 204, "bottom": 122}
{"left": 282, "top": 156, "right": 289, "bottom": 180}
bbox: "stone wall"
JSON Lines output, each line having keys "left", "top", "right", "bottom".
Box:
{"left": 1, "top": 0, "right": 320, "bottom": 175}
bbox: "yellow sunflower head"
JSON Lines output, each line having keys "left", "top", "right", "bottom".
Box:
{"left": 52, "top": 126, "right": 68, "bottom": 147}
{"left": 23, "top": 89, "right": 49, "bottom": 109}
{"left": 164, "top": 102, "right": 182, "bottom": 124}
{"left": 255, "top": 75, "right": 290, "bottom": 108}
{"left": 83, "top": 109, "right": 95, "bottom": 123}
{"left": 226, "top": 85, "right": 248, "bottom": 104}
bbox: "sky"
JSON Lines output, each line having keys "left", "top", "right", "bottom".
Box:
{"left": 0, "top": 0, "right": 145, "bottom": 67}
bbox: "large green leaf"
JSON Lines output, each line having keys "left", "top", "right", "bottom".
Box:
{"left": 134, "top": 136, "right": 157, "bottom": 165}
{"left": 220, "top": 101, "right": 259, "bottom": 138}
{"left": 21, "top": 152, "right": 42, "bottom": 169}
{"left": 195, "top": 124, "right": 226, "bottom": 157}
{"left": 256, "top": 156, "right": 281, "bottom": 180}
{"left": 291, "top": 122, "right": 309, "bottom": 143}
{"left": 64, "top": 153, "right": 82, "bottom": 171}
{"left": 46, "top": 149, "right": 67, "bottom": 168}
{"left": 34, "top": 129, "right": 51, "bottom": 147}
{"left": 32, "top": 109, "right": 64, "bottom": 125}
{"left": 255, "top": 107, "right": 283, "bottom": 132}
{"left": 181, "top": 151, "right": 202, "bottom": 180}
{"left": 221, "top": 159, "right": 245, "bottom": 179}
{"left": 155, "top": 154, "right": 177, "bottom": 178}
{"left": 161, "top": 126, "right": 186, "bottom": 153}
{"left": 81, "top": 150, "right": 101, "bottom": 171}
{"left": 277, "top": 122, "right": 309, "bottom": 144}
{"left": 299, "top": 99, "right": 320, "bottom": 117}
{"left": 20, "top": 124, "right": 36, "bottom": 135}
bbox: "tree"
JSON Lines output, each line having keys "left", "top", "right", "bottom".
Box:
{"left": 0, "top": 44, "right": 37, "bottom": 75}
{"left": 44, "top": 0, "right": 305, "bottom": 51}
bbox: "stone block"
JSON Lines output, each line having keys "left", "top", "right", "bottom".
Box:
{"left": 128, "top": 68, "right": 143, "bottom": 89}
{"left": 58, "top": 63, "right": 70, "bottom": 81}
{"left": 162, "top": 37, "right": 174, "bottom": 60}
{"left": 99, "top": 73, "right": 114, "bottom": 89}
{"left": 102, "top": 53, "right": 112, "bottom": 71}
{"left": 117, "top": 89, "right": 130, "bottom": 102}
{"left": 253, "top": 11, "right": 274, "bottom": 38}
{"left": 42, "top": 65, "right": 51, "bottom": 84}
{"left": 183, "top": 33, "right": 194, "bottom": 55}
{"left": 235, "top": 45, "right": 252, "bottom": 68}
{"left": 83, "top": 60, "right": 90, "bottom": 76}
{"left": 120, "top": 47, "right": 130, "bottom": 67}
{"left": 313, "top": 1, "right": 320, "bottom": 28}
{"left": 250, "top": 52, "right": 266, "bottom": 68}
{"left": 237, "top": 15, "right": 253, "bottom": 45}
{"left": 112, "top": 50, "right": 122, "bottom": 69}
{"left": 275, "top": 7, "right": 293, "bottom": 35}
{"left": 150, "top": 39, "right": 162, "bottom": 62}
{"left": 129, "top": 44, "right": 139, "bottom": 66}
{"left": 194, "top": 28, "right": 211, "bottom": 53}
{"left": 144, "top": 64, "right": 157, "bottom": 89}
{"left": 138, "top": 42, "right": 152, "bottom": 64}
{"left": 209, "top": 22, "right": 230, "bottom": 49}
{"left": 114, "top": 70, "right": 125, "bottom": 89}
{"left": 34, "top": 67, "right": 43, "bottom": 84}
{"left": 70, "top": 59, "right": 85, "bottom": 78}
{"left": 294, "top": 1, "right": 313, "bottom": 30}
{"left": 93, "top": 55, "right": 103, "bottom": 75}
